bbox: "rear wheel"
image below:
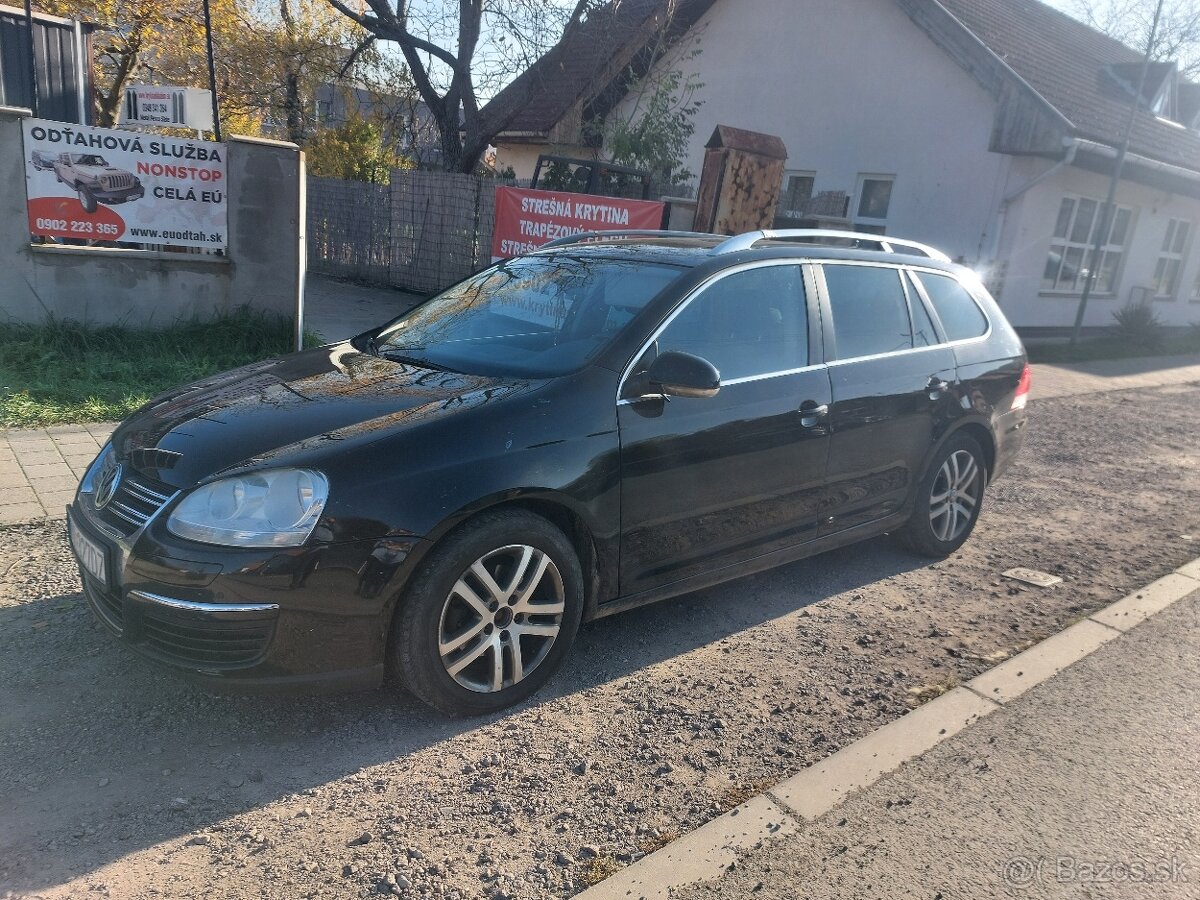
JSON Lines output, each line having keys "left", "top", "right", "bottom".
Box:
{"left": 897, "top": 433, "right": 986, "bottom": 557}
{"left": 389, "top": 509, "right": 583, "bottom": 715}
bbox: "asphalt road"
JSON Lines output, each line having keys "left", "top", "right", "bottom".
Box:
{"left": 676, "top": 589, "right": 1200, "bottom": 900}
{"left": 2, "top": 381, "right": 1199, "bottom": 900}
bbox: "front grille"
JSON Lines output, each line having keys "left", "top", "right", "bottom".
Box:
{"left": 139, "top": 605, "right": 275, "bottom": 669}
{"left": 82, "top": 574, "right": 124, "bottom": 634}
{"left": 101, "top": 173, "right": 134, "bottom": 190}
{"left": 97, "top": 472, "right": 175, "bottom": 536}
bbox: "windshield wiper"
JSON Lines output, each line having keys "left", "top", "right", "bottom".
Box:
{"left": 380, "top": 349, "right": 455, "bottom": 373}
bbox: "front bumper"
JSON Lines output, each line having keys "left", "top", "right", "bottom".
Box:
{"left": 68, "top": 487, "right": 425, "bottom": 693}
{"left": 94, "top": 183, "right": 144, "bottom": 204}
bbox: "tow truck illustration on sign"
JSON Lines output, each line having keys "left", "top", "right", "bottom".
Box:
{"left": 51, "top": 152, "right": 144, "bottom": 213}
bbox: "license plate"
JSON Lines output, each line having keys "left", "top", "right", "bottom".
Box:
{"left": 69, "top": 515, "right": 107, "bottom": 584}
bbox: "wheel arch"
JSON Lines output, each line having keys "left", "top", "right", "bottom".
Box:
{"left": 919, "top": 418, "right": 997, "bottom": 495}
{"left": 388, "top": 490, "right": 606, "bottom": 627}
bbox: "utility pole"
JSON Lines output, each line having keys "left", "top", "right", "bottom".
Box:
{"left": 1070, "top": 0, "right": 1165, "bottom": 346}
{"left": 202, "top": 0, "right": 223, "bottom": 141}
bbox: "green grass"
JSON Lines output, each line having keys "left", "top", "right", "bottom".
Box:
{"left": 0, "top": 310, "right": 321, "bottom": 428}
{"left": 1026, "top": 329, "right": 1200, "bottom": 364}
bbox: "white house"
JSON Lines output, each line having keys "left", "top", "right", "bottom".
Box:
{"left": 488, "top": 0, "right": 1200, "bottom": 330}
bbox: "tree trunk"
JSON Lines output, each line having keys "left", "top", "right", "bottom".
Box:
{"left": 285, "top": 71, "right": 303, "bottom": 143}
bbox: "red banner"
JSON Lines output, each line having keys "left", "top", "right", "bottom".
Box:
{"left": 492, "top": 186, "right": 665, "bottom": 260}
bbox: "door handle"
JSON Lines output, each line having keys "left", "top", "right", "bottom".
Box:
{"left": 799, "top": 401, "right": 829, "bottom": 428}
{"left": 926, "top": 377, "right": 951, "bottom": 399}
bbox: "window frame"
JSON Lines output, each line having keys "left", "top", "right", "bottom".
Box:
{"left": 853, "top": 174, "right": 896, "bottom": 234}
{"left": 617, "top": 260, "right": 822, "bottom": 403}
{"left": 1152, "top": 218, "right": 1191, "bottom": 300}
{"left": 1041, "top": 195, "right": 1135, "bottom": 296}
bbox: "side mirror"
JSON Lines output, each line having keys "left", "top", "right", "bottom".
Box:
{"left": 646, "top": 350, "right": 721, "bottom": 399}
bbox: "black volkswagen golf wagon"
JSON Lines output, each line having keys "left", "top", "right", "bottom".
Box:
{"left": 68, "top": 229, "right": 1029, "bottom": 714}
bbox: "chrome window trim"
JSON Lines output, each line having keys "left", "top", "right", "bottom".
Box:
{"left": 817, "top": 261, "right": 993, "bottom": 365}
{"left": 615, "top": 258, "right": 816, "bottom": 405}
{"left": 127, "top": 590, "right": 280, "bottom": 614}
{"left": 617, "top": 363, "right": 826, "bottom": 405}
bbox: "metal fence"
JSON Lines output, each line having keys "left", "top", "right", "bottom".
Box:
{"left": 307, "top": 171, "right": 512, "bottom": 295}
{"left": 307, "top": 171, "right": 690, "bottom": 296}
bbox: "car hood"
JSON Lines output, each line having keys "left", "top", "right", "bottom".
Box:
{"left": 112, "top": 343, "right": 532, "bottom": 488}
{"left": 75, "top": 165, "right": 124, "bottom": 177}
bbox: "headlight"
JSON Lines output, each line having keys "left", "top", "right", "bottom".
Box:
{"left": 167, "top": 469, "right": 328, "bottom": 548}
{"left": 80, "top": 444, "right": 113, "bottom": 494}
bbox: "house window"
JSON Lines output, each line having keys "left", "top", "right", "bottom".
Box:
{"left": 781, "top": 171, "right": 815, "bottom": 214}
{"left": 316, "top": 99, "right": 333, "bottom": 123}
{"left": 1041, "top": 196, "right": 1133, "bottom": 294}
{"left": 854, "top": 175, "right": 894, "bottom": 234}
{"left": 1151, "top": 218, "right": 1191, "bottom": 298}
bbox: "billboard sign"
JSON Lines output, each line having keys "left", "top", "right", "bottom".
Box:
{"left": 22, "top": 118, "right": 227, "bottom": 249}
{"left": 492, "top": 186, "right": 665, "bottom": 261}
{"left": 121, "top": 85, "right": 215, "bottom": 131}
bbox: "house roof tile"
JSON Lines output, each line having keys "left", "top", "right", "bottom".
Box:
{"left": 937, "top": 0, "right": 1200, "bottom": 171}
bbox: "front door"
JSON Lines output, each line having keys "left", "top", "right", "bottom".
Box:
{"left": 617, "top": 263, "right": 832, "bottom": 596}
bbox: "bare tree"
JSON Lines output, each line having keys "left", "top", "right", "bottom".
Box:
{"left": 322, "top": 0, "right": 605, "bottom": 173}
{"left": 1070, "top": 0, "right": 1200, "bottom": 78}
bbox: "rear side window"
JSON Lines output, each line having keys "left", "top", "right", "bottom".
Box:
{"left": 914, "top": 272, "right": 989, "bottom": 341}
{"left": 823, "top": 265, "right": 912, "bottom": 360}
{"left": 656, "top": 265, "right": 807, "bottom": 380}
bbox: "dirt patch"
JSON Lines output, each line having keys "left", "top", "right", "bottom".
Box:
{"left": 1, "top": 383, "right": 1198, "bottom": 899}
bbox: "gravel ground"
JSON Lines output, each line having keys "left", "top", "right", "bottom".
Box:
{"left": 2, "top": 383, "right": 1199, "bottom": 900}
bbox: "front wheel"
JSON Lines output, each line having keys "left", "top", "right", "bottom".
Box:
{"left": 897, "top": 433, "right": 987, "bottom": 557}
{"left": 78, "top": 186, "right": 97, "bottom": 214}
{"left": 389, "top": 509, "right": 584, "bottom": 715}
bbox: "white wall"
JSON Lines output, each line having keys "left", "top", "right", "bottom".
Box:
{"left": 999, "top": 161, "right": 1200, "bottom": 327}
{"left": 610, "top": 0, "right": 1010, "bottom": 265}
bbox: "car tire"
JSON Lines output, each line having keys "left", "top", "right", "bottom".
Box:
{"left": 389, "top": 509, "right": 584, "bottom": 716}
{"left": 78, "top": 187, "right": 97, "bottom": 214}
{"left": 897, "top": 433, "right": 987, "bottom": 558}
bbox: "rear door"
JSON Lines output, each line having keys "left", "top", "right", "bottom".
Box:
{"left": 617, "top": 262, "right": 832, "bottom": 595}
{"left": 817, "top": 262, "right": 958, "bottom": 533}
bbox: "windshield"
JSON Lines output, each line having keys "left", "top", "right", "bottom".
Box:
{"left": 76, "top": 155, "right": 107, "bottom": 166}
{"left": 373, "top": 255, "right": 683, "bottom": 377}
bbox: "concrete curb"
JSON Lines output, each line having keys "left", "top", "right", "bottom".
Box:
{"left": 575, "top": 557, "right": 1200, "bottom": 900}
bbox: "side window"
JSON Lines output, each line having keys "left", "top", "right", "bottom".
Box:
{"left": 904, "top": 272, "right": 940, "bottom": 347}
{"left": 823, "top": 265, "right": 912, "bottom": 360}
{"left": 914, "top": 272, "right": 989, "bottom": 341}
{"left": 655, "top": 265, "right": 807, "bottom": 381}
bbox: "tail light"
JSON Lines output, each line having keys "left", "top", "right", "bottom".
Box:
{"left": 1011, "top": 363, "right": 1031, "bottom": 411}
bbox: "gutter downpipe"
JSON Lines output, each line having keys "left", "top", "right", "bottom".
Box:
{"left": 987, "top": 139, "right": 1078, "bottom": 277}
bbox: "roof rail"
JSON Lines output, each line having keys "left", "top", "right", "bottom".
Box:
{"left": 540, "top": 230, "right": 718, "bottom": 250}
{"left": 712, "top": 229, "right": 952, "bottom": 262}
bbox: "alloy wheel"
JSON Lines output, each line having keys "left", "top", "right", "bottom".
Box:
{"left": 929, "top": 449, "right": 981, "bottom": 542}
{"left": 437, "top": 544, "right": 565, "bottom": 693}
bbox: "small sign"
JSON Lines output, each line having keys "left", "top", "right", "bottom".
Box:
{"left": 1002, "top": 568, "right": 1063, "bottom": 588}
{"left": 492, "top": 186, "right": 665, "bottom": 261}
{"left": 122, "top": 85, "right": 214, "bottom": 131}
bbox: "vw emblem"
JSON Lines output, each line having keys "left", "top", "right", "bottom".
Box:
{"left": 95, "top": 459, "right": 122, "bottom": 510}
